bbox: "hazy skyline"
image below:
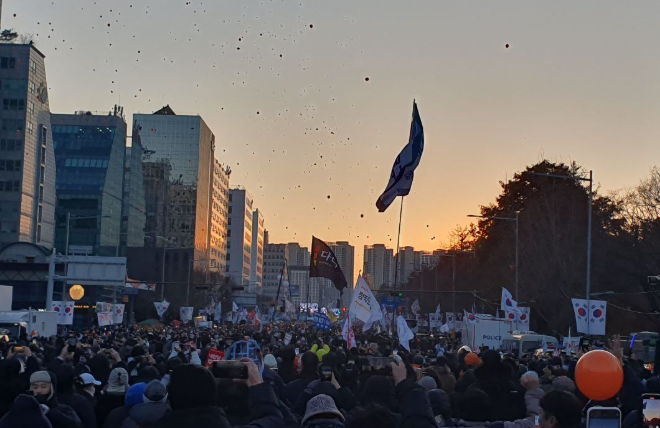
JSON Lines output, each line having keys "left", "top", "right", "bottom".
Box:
{"left": 6, "top": 1, "right": 660, "bottom": 278}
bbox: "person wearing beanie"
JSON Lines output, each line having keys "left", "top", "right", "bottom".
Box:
{"left": 464, "top": 352, "right": 482, "bottom": 369}
{"left": 156, "top": 361, "right": 285, "bottom": 428}
{"left": 55, "top": 365, "right": 97, "bottom": 428}
{"left": 103, "top": 383, "right": 146, "bottom": 428}
{"left": 121, "top": 381, "right": 170, "bottom": 428}
{"left": 263, "top": 354, "right": 278, "bottom": 371}
{"left": 96, "top": 368, "right": 129, "bottom": 427}
{"left": 551, "top": 376, "right": 575, "bottom": 393}
{"left": 417, "top": 376, "right": 437, "bottom": 392}
{"left": 29, "top": 370, "right": 83, "bottom": 428}
{"left": 0, "top": 394, "right": 53, "bottom": 428}
{"left": 302, "top": 394, "right": 345, "bottom": 428}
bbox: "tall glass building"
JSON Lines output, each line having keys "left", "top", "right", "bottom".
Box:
{"left": 0, "top": 44, "right": 56, "bottom": 250}
{"left": 120, "top": 121, "right": 146, "bottom": 253}
{"left": 51, "top": 108, "right": 127, "bottom": 256}
{"left": 133, "top": 106, "right": 220, "bottom": 267}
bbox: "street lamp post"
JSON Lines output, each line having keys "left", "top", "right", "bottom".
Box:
{"left": 468, "top": 212, "right": 520, "bottom": 300}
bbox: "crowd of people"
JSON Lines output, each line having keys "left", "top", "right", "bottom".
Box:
{"left": 0, "top": 321, "right": 655, "bottom": 428}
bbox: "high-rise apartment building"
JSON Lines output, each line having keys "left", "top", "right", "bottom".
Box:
{"left": 396, "top": 246, "right": 416, "bottom": 286}
{"left": 227, "top": 187, "right": 253, "bottom": 286}
{"left": 133, "top": 106, "right": 220, "bottom": 267}
{"left": 329, "top": 241, "right": 354, "bottom": 307}
{"left": 363, "top": 244, "right": 395, "bottom": 290}
{"left": 250, "top": 209, "right": 264, "bottom": 287}
{"left": 262, "top": 239, "right": 310, "bottom": 306}
{"left": 0, "top": 44, "right": 56, "bottom": 250}
{"left": 211, "top": 159, "right": 230, "bottom": 274}
{"left": 415, "top": 251, "right": 438, "bottom": 271}
{"left": 51, "top": 108, "right": 127, "bottom": 256}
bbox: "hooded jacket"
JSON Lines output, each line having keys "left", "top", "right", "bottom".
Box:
{"left": 0, "top": 394, "right": 53, "bottom": 428}
{"left": 156, "top": 382, "right": 284, "bottom": 428}
{"left": 121, "top": 401, "right": 171, "bottom": 428}
{"left": 33, "top": 372, "right": 83, "bottom": 428}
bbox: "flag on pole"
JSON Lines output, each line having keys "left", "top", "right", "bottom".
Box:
{"left": 154, "top": 301, "right": 169, "bottom": 318}
{"left": 112, "top": 304, "right": 125, "bottom": 324}
{"left": 342, "top": 316, "right": 356, "bottom": 349}
{"left": 571, "top": 298, "right": 590, "bottom": 334}
{"left": 376, "top": 101, "right": 425, "bottom": 212}
{"left": 501, "top": 287, "right": 518, "bottom": 311}
{"left": 232, "top": 301, "right": 239, "bottom": 312}
{"left": 435, "top": 304, "right": 441, "bottom": 317}
{"left": 517, "top": 307, "right": 530, "bottom": 331}
{"left": 350, "top": 276, "right": 382, "bottom": 324}
{"left": 310, "top": 236, "right": 348, "bottom": 294}
{"left": 411, "top": 299, "right": 421, "bottom": 314}
{"left": 397, "top": 315, "right": 415, "bottom": 351}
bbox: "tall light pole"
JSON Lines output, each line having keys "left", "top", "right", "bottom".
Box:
{"left": 527, "top": 171, "right": 593, "bottom": 303}
{"left": 468, "top": 212, "right": 520, "bottom": 300}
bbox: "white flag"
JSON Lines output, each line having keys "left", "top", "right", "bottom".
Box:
{"left": 588, "top": 300, "right": 607, "bottom": 336}
{"left": 504, "top": 307, "right": 520, "bottom": 323}
{"left": 51, "top": 301, "right": 74, "bottom": 325}
{"left": 397, "top": 315, "right": 415, "bottom": 351}
{"left": 214, "top": 303, "right": 222, "bottom": 322}
{"left": 283, "top": 333, "right": 293, "bottom": 346}
{"left": 517, "top": 307, "right": 530, "bottom": 331}
{"left": 285, "top": 299, "right": 295, "bottom": 314}
{"left": 571, "top": 298, "right": 591, "bottom": 334}
{"left": 501, "top": 287, "right": 518, "bottom": 311}
{"left": 154, "top": 300, "right": 170, "bottom": 317}
{"left": 112, "top": 304, "right": 125, "bottom": 324}
{"left": 411, "top": 299, "right": 421, "bottom": 314}
{"left": 342, "top": 316, "right": 356, "bottom": 349}
{"left": 435, "top": 304, "right": 441, "bottom": 317}
{"left": 376, "top": 101, "right": 425, "bottom": 212}
{"left": 445, "top": 312, "right": 456, "bottom": 329}
{"left": 232, "top": 301, "right": 239, "bottom": 312}
{"left": 351, "top": 276, "right": 381, "bottom": 324}
{"left": 97, "top": 311, "right": 113, "bottom": 327}
{"left": 180, "top": 307, "right": 194, "bottom": 322}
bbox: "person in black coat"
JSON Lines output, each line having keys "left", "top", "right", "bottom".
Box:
{"left": 29, "top": 370, "right": 83, "bottom": 428}
{"left": 55, "top": 365, "right": 97, "bottom": 428}
{"left": 470, "top": 350, "right": 526, "bottom": 422}
{"left": 284, "top": 351, "right": 319, "bottom": 405}
{"left": 0, "top": 394, "right": 53, "bottom": 428}
{"left": 155, "top": 360, "right": 285, "bottom": 428}
{"left": 276, "top": 346, "right": 299, "bottom": 384}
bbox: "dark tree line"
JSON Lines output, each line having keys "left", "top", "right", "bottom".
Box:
{"left": 404, "top": 160, "right": 660, "bottom": 335}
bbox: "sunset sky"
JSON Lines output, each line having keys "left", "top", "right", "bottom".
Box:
{"left": 7, "top": 1, "right": 660, "bottom": 277}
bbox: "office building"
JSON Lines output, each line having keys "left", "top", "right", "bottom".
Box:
{"left": 51, "top": 108, "right": 127, "bottom": 256}
{"left": 0, "top": 44, "right": 56, "bottom": 250}
{"left": 363, "top": 244, "right": 395, "bottom": 290}
{"left": 262, "top": 239, "right": 310, "bottom": 307}
{"left": 227, "top": 187, "right": 253, "bottom": 286}
{"left": 250, "top": 209, "right": 264, "bottom": 287}
{"left": 133, "top": 106, "right": 220, "bottom": 267}
{"left": 120, "top": 121, "right": 146, "bottom": 254}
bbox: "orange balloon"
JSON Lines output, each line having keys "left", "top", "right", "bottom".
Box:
{"left": 575, "top": 350, "right": 624, "bottom": 401}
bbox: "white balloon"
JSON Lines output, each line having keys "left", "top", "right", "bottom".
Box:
{"left": 282, "top": 280, "right": 290, "bottom": 287}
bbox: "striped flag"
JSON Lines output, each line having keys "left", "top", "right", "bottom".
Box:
{"left": 376, "top": 101, "right": 425, "bottom": 212}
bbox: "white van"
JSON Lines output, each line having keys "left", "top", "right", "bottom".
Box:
{"left": 500, "top": 331, "right": 559, "bottom": 355}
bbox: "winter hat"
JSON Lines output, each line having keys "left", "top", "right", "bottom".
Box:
{"left": 30, "top": 371, "right": 52, "bottom": 385}
{"left": 428, "top": 389, "right": 451, "bottom": 419}
{"left": 125, "top": 382, "right": 147, "bottom": 409}
{"left": 144, "top": 380, "right": 168, "bottom": 403}
{"left": 552, "top": 376, "right": 576, "bottom": 393}
{"left": 464, "top": 353, "right": 482, "bottom": 368}
{"left": 418, "top": 376, "right": 438, "bottom": 391}
{"left": 413, "top": 355, "right": 425, "bottom": 366}
{"left": 0, "top": 395, "right": 52, "bottom": 428}
{"left": 459, "top": 388, "right": 490, "bottom": 422}
{"left": 107, "top": 368, "right": 129, "bottom": 394}
{"left": 263, "top": 354, "right": 278, "bottom": 371}
{"left": 168, "top": 364, "right": 217, "bottom": 410}
{"left": 303, "top": 394, "right": 345, "bottom": 424}
{"left": 459, "top": 345, "right": 472, "bottom": 354}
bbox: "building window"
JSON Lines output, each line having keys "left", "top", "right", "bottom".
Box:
{"left": 41, "top": 126, "right": 47, "bottom": 145}
{"left": 1, "top": 57, "right": 16, "bottom": 69}
{"left": 28, "top": 101, "right": 35, "bottom": 116}
{"left": 30, "top": 60, "right": 36, "bottom": 73}
{"left": 38, "top": 205, "right": 43, "bottom": 222}
{"left": 40, "top": 166, "right": 45, "bottom": 184}
{"left": 37, "top": 225, "right": 41, "bottom": 242}
{"left": 39, "top": 185, "right": 43, "bottom": 202}
{"left": 29, "top": 81, "right": 36, "bottom": 95}
{"left": 27, "top": 122, "right": 34, "bottom": 135}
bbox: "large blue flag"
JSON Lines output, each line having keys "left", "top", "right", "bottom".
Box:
{"left": 376, "top": 101, "right": 425, "bottom": 212}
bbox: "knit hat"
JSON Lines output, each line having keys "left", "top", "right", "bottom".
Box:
{"left": 418, "top": 376, "right": 438, "bottom": 391}
{"left": 464, "top": 353, "right": 482, "bottom": 368}
{"left": 30, "top": 371, "right": 52, "bottom": 385}
{"left": 303, "top": 394, "right": 345, "bottom": 424}
{"left": 263, "top": 354, "right": 278, "bottom": 371}
{"left": 125, "top": 383, "right": 147, "bottom": 409}
{"left": 0, "top": 395, "right": 52, "bottom": 428}
{"left": 107, "top": 368, "right": 129, "bottom": 394}
{"left": 552, "top": 376, "right": 576, "bottom": 393}
{"left": 144, "top": 380, "right": 168, "bottom": 403}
